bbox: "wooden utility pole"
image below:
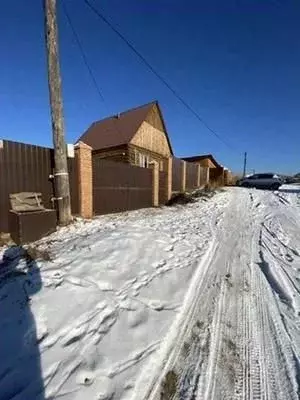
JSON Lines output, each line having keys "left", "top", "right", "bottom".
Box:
{"left": 44, "top": 0, "right": 72, "bottom": 225}
{"left": 243, "top": 151, "right": 247, "bottom": 177}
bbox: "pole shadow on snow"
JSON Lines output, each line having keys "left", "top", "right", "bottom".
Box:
{"left": 0, "top": 246, "right": 44, "bottom": 400}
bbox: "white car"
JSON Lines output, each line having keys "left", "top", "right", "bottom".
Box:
{"left": 238, "top": 173, "right": 283, "bottom": 190}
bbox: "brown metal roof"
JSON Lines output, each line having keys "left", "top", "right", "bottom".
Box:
{"left": 182, "top": 154, "right": 222, "bottom": 168}
{"left": 78, "top": 101, "right": 173, "bottom": 153}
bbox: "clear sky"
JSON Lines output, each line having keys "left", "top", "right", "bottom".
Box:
{"left": 1, "top": 0, "right": 300, "bottom": 174}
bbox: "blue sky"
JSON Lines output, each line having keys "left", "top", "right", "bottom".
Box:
{"left": 1, "top": 0, "right": 300, "bottom": 174}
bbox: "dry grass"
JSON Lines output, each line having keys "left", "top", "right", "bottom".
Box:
{"left": 196, "top": 320, "right": 205, "bottom": 329}
{"left": 231, "top": 175, "right": 242, "bottom": 185}
{"left": 166, "top": 182, "right": 227, "bottom": 206}
{"left": 25, "top": 245, "right": 52, "bottom": 262}
{"left": 0, "top": 232, "right": 13, "bottom": 247}
{"left": 160, "top": 370, "right": 178, "bottom": 400}
{"left": 166, "top": 192, "right": 196, "bottom": 206}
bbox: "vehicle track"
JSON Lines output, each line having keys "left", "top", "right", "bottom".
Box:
{"left": 138, "top": 188, "right": 300, "bottom": 400}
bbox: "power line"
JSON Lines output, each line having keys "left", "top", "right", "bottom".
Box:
{"left": 83, "top": 0, "right": 239, "bottom": 153}
{"left": 62, "top": 1, "right": 105, "bottom": 103}
{"left": 62, "top": 1, "right": 129, "bottom": 144}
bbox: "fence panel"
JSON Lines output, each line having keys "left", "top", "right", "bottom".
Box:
{"left": 209, "top": 167, "right": 224, "bottom": 186}
{"left": 159, "top": 171, "right": 168, "bottom": 205}
{"left": 0, "top": 140, "right": 80, "bottom": 233}
{"left": 0, "top": 140, "right": 55, "bottom": 233}
{"left": 172, "top": 157, "right": 182, "bottom": 192}
{"left": 200, "top": 167, "right": 209, "bottom": 186}
{"left": 93, "top": 159, "right": 153, "bottom": 215}
{"left": 186, "top": 162, "right": 198, "bottom": 190}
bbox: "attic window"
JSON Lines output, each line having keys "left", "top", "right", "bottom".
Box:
{"left": 134, "top": 149, "right": 150, "bottom": 168}
{"left": 139, "top": 153, "right": 150, "bottom": 168}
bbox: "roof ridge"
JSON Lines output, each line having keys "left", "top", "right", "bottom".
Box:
{"left": 92, "top": 100, "right": 157, "bottom": 126}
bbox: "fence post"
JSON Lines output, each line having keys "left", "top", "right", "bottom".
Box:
{"left": 166, "top": 157, "right": 173, "bottom": 201}
{"left": 206, "top": 167, "right": 210, "bottom": 185}
{"left": 150, "top": 161, "right": 159, "bottom": 207}
{"left": 181, "top": 160, "right": 186, "bottom": 192}
{"left": 197, "top": 164, "right": 201, "bottom": 187}
{"left": 75, "top": 141, "right": 93, "bottom": 219}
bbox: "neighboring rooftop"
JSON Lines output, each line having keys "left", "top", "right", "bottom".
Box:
{"left": 181, "top": 154, "right": 221, "bottom": 168}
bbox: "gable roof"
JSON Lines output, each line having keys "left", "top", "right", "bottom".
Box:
{"left": 181, "top": 154, "right": 222, "bottom": 168}
{"left": 78, "top": 101, "right": 173, "bottom": 154}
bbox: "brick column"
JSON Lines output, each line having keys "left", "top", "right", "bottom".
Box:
{"left": 166, "top": 157, "right": 173, "bottom": 201}
{"left": 75, "top": 141, "right": 93, "bottom": 219}
{"left": 181, "top": 160, "right": 186, "bottom": 192}
{"left": 150, "top": 161, "right": 159, "bottom": 207}
{"left": 197, "top": 164, "right": 201, "bottom": 187}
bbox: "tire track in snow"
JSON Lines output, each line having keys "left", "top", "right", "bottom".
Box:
{"left": 134, "top": 208, "right": 222, "bottom": 400}
{"left": 138, "top": 188, "right": 300, "bottom": 400}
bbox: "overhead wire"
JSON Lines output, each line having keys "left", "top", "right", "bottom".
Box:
{"left": 83, "top": 0, "right": 240, "bottom": 154}
{"left": 62, "top": 0, "right": 131, "bottom": 146}
{"left": 61, "top": 0, "right": 106, "bottom": 104}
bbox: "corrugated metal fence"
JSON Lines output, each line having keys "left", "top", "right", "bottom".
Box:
{"left": 0, "top": 140, "right": 79, "bottom": 233}
{"left": 209, "top": 167, "right": 224, "bottom": 186}
{"left": 159, "top": 171, "right": 168, "bottom": 205}
{"left": 93, "top": 158, "right": 153, "bottom": 215}
{"left": 186, "top": 162, "right": 198, "bottom": 190}
{"left": 0, "top": 139, "right": 220, "bottom": 235}
{"left": 172, "top": 157, "right": 182, "bottom": 192}
{"left": 200, "top": 167, "right": 209, "bottom": 186}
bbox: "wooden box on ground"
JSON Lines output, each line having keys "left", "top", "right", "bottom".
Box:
{"left": 9, "top": 209, "right": 57, "bottom": 245}
{"left": 9, "top": 192, "right": 57, "bottom": 245}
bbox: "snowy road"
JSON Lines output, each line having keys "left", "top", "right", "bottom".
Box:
{"left": 138, "top": 187, "right": 300, "bottom": 400}
{"left": 1, "top": 186, "right": 300, "bottom": 400}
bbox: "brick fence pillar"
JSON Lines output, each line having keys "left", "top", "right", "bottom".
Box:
{"left": 150, "top": 161, "right": 159, "bottom": 207}
{"left": 166, "top": 157, "right": 173, "bottom": 201}
{"left": 75, "top": 141, "right": 93, "bottom": 219}
{"left": 181, "top": 160, "right": 186, "bottom": 192}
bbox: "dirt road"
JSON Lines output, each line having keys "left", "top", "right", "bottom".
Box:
{"left": 137, "top": 187, "right": 300, "bottom": 400}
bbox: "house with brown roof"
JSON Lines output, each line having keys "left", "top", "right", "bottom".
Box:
{"left": 181, "top": 154, "right": 221, "bottom": 169}
{"left": 78, "top": 101, "right": 173, "bottom": 171}
{"left": 182, "top": 154, "right": 225, "bottom": 186}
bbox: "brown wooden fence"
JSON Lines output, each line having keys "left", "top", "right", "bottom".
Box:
{"left": 93, "top": 158, "right": 153, "bottom": 215}
{"left": 200, "top": 167, "right": 208, "bottom": 186}
{"left": 186, "top": 162, "right": 198, "bottom": 190}
{"left": 209, "top": 167, "right": 224, "bottom": 186}
{"left": 159, "top": 171, "right": 168, "bottom": 205}
{"left": 0, "top": 141, "right": 54, "bottom": 233}
{"left": 0, "top": 140, "right": 79, "bottom": 233}
{"left": 172, "top": 157, "right": 182, "bottom": 192}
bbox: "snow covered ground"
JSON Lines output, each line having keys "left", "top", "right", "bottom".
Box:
{"left": 1, "top": 185, "right": 300, "bottom": 400}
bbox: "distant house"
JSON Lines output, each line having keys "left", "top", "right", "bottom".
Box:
{"left": 181, "top": 154, "right": 221, "bottom": 169}
{"left": 78, "top": 101, "right": 173, "bottom": 171}
{"left": 182, "top": 154, "right": 225, "bottom": 186}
